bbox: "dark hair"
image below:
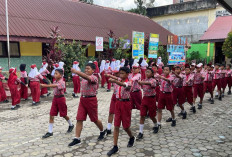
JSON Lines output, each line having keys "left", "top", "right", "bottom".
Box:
{"left": 86, "top": 63, "right": 96, "bottom": 70}
{"left": 152, "top": 62, "right": 158, "bottom": 68}
{"left": 125, "top": 59, "right": 129, "bottom": 67}
{"left": 20, "top": 64, "right": 26, "bottom": 71}
{"left": 119, "top": 67, "right": 130, "bottom": 74}
{"left": 55, "top": 69, "right": 64, "bottom": 75}
{"left": 146, "top": 67, "right": 154, "bottom": 74}
{"left": 129, "top": 58, "right": 134, "bottom": 68}
{"left": 215, "top": 63, "right": 221, "bottom": 66}
{"left": 175, "top": 66, "right": 181, "bottom": 69}
{"left": 227, "top": 64, "right": 231, "bottom": 68}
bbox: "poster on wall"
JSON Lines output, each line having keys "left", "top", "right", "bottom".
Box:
{"left": 132, "top": 31, "right": 144, "bottom": 59}
{"left": 148, "top": 33, "right": 159, "bottom": 58}
{"left": 96, "top": 37, "right": 103, "bottom": 51}
{"left": 167, "top": 45, "right": 186, "bottom": 65}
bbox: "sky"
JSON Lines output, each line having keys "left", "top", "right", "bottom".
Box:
{"left": 93, "top": 0, "right": 173, "bottom": 10}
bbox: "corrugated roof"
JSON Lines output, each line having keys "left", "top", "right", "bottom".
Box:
{"left": 200, "top": 15, "right": 232, "bottom": 42}
{"left": 0, "top": 0, "right": 173, "bottom": 44}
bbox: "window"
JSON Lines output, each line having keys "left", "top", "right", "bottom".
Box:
{"left": 0, "top": 41, "right": 20, "bottom": 58}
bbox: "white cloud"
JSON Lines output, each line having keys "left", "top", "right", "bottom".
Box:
{"left": 93, "top": 0, "right": 173, "bottom": 10}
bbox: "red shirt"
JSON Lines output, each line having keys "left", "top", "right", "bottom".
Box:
{"left": 154, "top": 73, "right": 161, "bottom": 86}
{"left": 158, "top": 68, "right": 163, "bottom": 75}
{"left": 113, "top": 82, "right": 119, "bottom": 95}
{"left": 53, "top": 79, "right": 65, "bottom": 96}
{"left": 172, "top": 74, "right": 184, "bottom": 87}
{"left": 0, "top": 73, "right": 5, "bottom": 81}
{"left": 194, "top": 72, "right": 205, "bottom": 84}
{"left": 183, "top": 74, "right": 194, "bottom": 86}
{"left": 81, "top": 75, "right": 98, "bottom": 96}
{"left": 204, "top": 71, "right": 214, "bottom": 82}
{"left": 213, "top": 69, "right": 221, "bottom": 79}
{"left": 129, "top": 73, "right": 141, "bottom": 92}
{"left": 116, "top": 79, "right": 132, "bottom": 99}
{"left": 160, "top": 75, "right": 174, "bottom": 92}
{"left": 142, "top": 78, "right": 156, "bottom": 96}
{"left": 220, "top": 69, "right": 226, "bottom": 78}
{"left": 225, "top": 69, "right": 232, "bottom": 77}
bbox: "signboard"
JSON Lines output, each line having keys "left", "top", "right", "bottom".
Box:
{"left": 122, "top": 39, "right": 130, "bottom": 49}
{"left": 167, "top": 45, "right": 185, "bottom": 65}
{"left": 96, "top": 37, "right": 103, "bottom": 51}
{"left": 148, "top": 33, "right": 159, "bottom": 58}
{"left": 132, "top": 31, "right": 144, "bottom": 59}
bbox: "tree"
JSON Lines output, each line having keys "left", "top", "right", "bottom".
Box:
{"left": 79, "top": 0, "right": 93, "bottom": 4}
{"left": 222, "top": 31, "right": 232, "bottom": 58}
{"left": 128, "top": 0, "right": 155, "bottom": 15}
{"left": 157, "top": 45, "right": 168, "bottom": 65}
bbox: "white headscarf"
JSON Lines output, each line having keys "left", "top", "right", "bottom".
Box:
{"left": 110, "top": 60, "right": 116, "bottom": 70}
{"left": 105, "top": 61, "right": 110, "bottom": 70}
{"left": 29, "top": 67, "right": 40, "bottom": 78}
{"left": 133, "top": 59, "right": 139, "bottom": 65}
{"left": 88, "top": 61, "right": 93, "bottom": 63}
{"left": 39, "top": 63, "right": 48, "bottom": 73}
{"left": 100, "top": 60, "right": 106, "bottom": 73}
{"left": 115, "top": 60, "right": 121, "bottom": 71}
{"left": 51, "top": 64, "right": 58, "bottom": 77}
{"left": 141, "top": 59, "right": 148, "bottom": 67}
{"left": 120, "top": 59, "right": 125, "bottom": 67}
{"left": 157, "top": 57, "right": 162, "bottom": 65}
{"left": 72, "top": 62, "right": 80, "bottom": 76}
{"left": 59, "top": 62, "right": 64, "bottom": 69}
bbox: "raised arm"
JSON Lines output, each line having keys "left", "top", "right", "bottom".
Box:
{"left": 105, "top": 74, "right": 118, "bottom": 80}
{"left": 71, "top": 68, "right": 92, "bottom": 82}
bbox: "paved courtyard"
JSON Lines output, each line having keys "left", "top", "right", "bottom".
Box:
{"left": 0, "top": 88, "right": 232, "bottom": 157}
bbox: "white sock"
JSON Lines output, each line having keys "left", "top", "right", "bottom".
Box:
{"left": 154, "top": 123, "right": 158, "bottom": 127}
{"left": 157, "top": 122, "right": 161, "bottom": 125}
{"left": 75, "top": 94, "right": 78, "bottom": 96}
{"left": 107, "top": 123, "right": 112, "bottom": 130}
{"left": 75, "top": 137, "right": 81, "bottom": 140}
{"left": 67, "top": 120, "right": 73, "bottom": 126}
{"left": 48, "top": 123, "right": 53, "bottom": 133}
{"left": 33, "top": 101, "right": 35, "bottom": 103}
{"left": 11, "top": 105, "right": 15, "bottom": 108}
{"left": 139, "top": 124, "right": 144, "bottom": 133}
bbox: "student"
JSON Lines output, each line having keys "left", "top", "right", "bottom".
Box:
{"left": 93, "top": 61, "right": 101, "bottom": 89}
{"left": 68, "top": 63, "right": 106, "bottom": 147}
{"left": 213, "top": 63, "right": 222, "bottom": 101}
{"left": 225, "top": 64, "right": 232, "bottom": 95}
{"left": 58, "top": 62, "right": 66, "bottom": 93}
{"left": 140, "top": 58, "right": 148, "bottom": 80}
{"left": 152, "top": 63, "right": 160, "bottom": 102}
{"left": 105, "top": 60, "right": 112, "bottom": 92}
{"left": 72, "top": 61, "right": 81, "bottom": 98}
{"left": 39, "top": 62, "right": 51, "bottom": 98}
{"left": 0, "top": 66, "right": 9, "bottom": 103}
{"left": 136, "top": 68, "right": 159, "bottom": 141}
{"left": 19, "top": 64, "right": 28, "bottom": 100}
{"left": 157, "top": 62, "right": 163, "bottom": 75}
{"left": 220, "top": 64, "right": 227, "bottom": 97}
{"left": 100, "top": 60, "right": 106, "bottom": 88}
{"left": 107, "top": 67, "right": 135, "bottom": 156}
{"left": 183, "top": 64, "right": 196, "bottom": 113}
{"left": 51, "top": 63, "right": 59, "bottom": 83}
{"left": 129, "top": 62, "right": 142, "bottom": 110}
{"left": 204, "top": 64, "right": 214, "bottom": 104}
{"left": 190, "top": 63, "right": 196, "bottom": 74}
{"left": 157, "top": 66, "right": 176, "bottom": 128}
{"left": 42, "top": 69, "right": 74, "bottom": 138}
{"left": 29, "top": 64, "right": 48, "bottom": 105}
{"left": 172, "top": 66, "right": 187, "bottom": 119}
{"left": 8, "top": 68, "right": 25, "bottom": 110}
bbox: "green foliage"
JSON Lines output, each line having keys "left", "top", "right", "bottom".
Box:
{"left": 79, "top": 0, "right": 93, "bottom": 4}
{"left": 157, "top": 45, "right": 168, "bottom": 65}
{"left": 222, "top": 31, "right": 232, "bottom": 58}
{"left": 128, "top": 0, "right": 155, "bottom": 16}
{"left": 113, "top": 36, "right": 131, "bottom": 60}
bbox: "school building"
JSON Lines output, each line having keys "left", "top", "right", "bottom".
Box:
{"left": 0, "top": 0, "right": 173, "bottom": 71}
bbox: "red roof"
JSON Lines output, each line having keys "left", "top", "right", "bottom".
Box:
{"left": 200, "top": 15, "right": 232, "bottom": 42}
{"left": 0, "top": 0, "right": 174, "bottom": 44}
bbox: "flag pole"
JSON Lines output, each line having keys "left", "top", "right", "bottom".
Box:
{"left": 5, "top": 0, "right": 10, "bottom": 69}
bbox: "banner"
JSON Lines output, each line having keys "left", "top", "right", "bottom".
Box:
{"left": 122, "top": 39, "right": 130, "bottom": 49}
{"left": 132, "top": 31, "right": 144, "bottom": 59}
{"left": 167, "top": 45, "right": 185, "bottom": 65}
{"left": 96, "top": 37, "right": 103, "bottom": 51}
{"left": 148, "top": 33, "right": 159, "bottom": 58}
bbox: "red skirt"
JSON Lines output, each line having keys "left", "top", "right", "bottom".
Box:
{"left": 9, "top": 85, "right": 20, "bottom": 106}
{"left": 20, "top": 78, "right": 28, "bottom": 99}
{"left": 40, "top": 76, "right": 48, "bottom": 95}
{"left": 72, "top": 76, "right": 80, "bottom": 94}
{"left": 0, "top": 81, "right": 7, "bottom": 102}
{"left": 101, "top": 71, "right": 106, "bottom": 87}
{"left": 30, "top": 81, "right": 41, "bottom": 102}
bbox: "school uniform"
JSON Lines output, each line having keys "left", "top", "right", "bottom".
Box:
{"left": 140, "top": 78, "right": 157, "bottom": 118}
{"left": 29, "top": 70, "right": 44, "bottom": 103}
{"left": 76, "top": 75, "right": 99, "bottom": 122}
{"left": 204, "top": 71, "right": 214, "bottom": 93}
{"left": 172, "top": 74, "right": 185, "bottom": 105}
{"left": 225, "top": 69, "right": 232, "bottom": 88}
{"left": 20, "top": 71, "right": 28, "bottom": 99}
{"left": 100, "top": 60, "right": 106, "bottom": 88}
{"left": 93, "top": 61, "right": 100, "bottom": 89}
{"left": 109, "top": 83, "right": 119, "bottom": 114}
{"left": 129, "top": 73, "right": 142, "bottom": 110}
{"left": 183, "top": 74, "right": 194, "bottom": 104}
{"left": 0, "top": 73, "right": 7, "bottom": 102}
{"left": 72, "top": 62, "right": 81, "bottom": 94}
{"left": 40, "top": 69, "right": 50, "bottom": 95}
{"left": 221, "top": 69, "right": 227, "bottom": 90}
{"left": 158, "top": 75, "right": 174, "bottom": 111}
{"left": 105, "top": 67, "right": 112, "bottom": 90}
{"left": 140, "top": 59, "right": 148, "bottom": 80}
{"left": 50, "top": 79, "right": 67, "bottom": 117}
{"left": 213, "top": 69, "right": 222, "bottom": 92}
{"left": 154, "top": 73, "right": 160, "bottom": 102}
{"left": 193, "top": 72, "right": 205, "bottom": 99}
{"left": 8, "top": 69, "right": 21, "bottom": 106}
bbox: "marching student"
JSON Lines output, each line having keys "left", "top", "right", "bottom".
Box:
{"left": 157, "top": 66, "right": 176, "bottom": 128}
{"left": 129, "top": 62, "right": 142, "bottom": 110}
{"left": 190, "top": 63, "right": 196, "bottom": 74}
{"left": 29, "top": 64, "right": 48, "bottom": 105}
{"left": 93, "top": 61, "right": 101, "bottom": 89}
{"left": 204, "top": 64, "right": 214, "bottom": 104}
{"left": 139, "top": 58, "right": 148, "bottom": 80}
{"left": 226, "top": 64, "right": 232, "bottom": 95}
{"left": 39, "top": 62, "right": 51, "bottom": 98}
{"left": 72, "top": 61, "right": 81, "bottom": 98}
{"left": 42, "top": 69, "right": 74, "bottom": 139}
{"left": 105, "top": 60, "right": 112, "bottom": 92}
{"left": 19, "top": 64, "right": 28, "bottom": 100}
{"left": 213, "top": 63, "right": 222, "bottom": 101}
{"left": 68, "top": 63, "right": 106, "bottom": 147}
{"left": 100, "top": 60, "right": 106, "bottom": 88}
{"left": 58, "top": 62, "right": 66, "bottom": 93}
{"left": 172, "top": 66, "right": 187, "bottom": 119}
{"left": 107, "top": 67, "right": 135, "bottom": 156}
{"left": 51, "top": 63, "right": 59, "bottom": 83}
{"left": 220, "top": 64, "right": 227, "bottom": 97}
{"left": 136, "top": 68, "right": 159, "bottom": 141}
{"left": 8, "top": 68, "right": 25, "bottom": 110}
{"left": 193, "top": 64, "right": 205, "bottom": 109}
{"left": 183, "top": 64, "right": 196, "bottom": 113}
{"left": 0, "top": 66, "right": 9, "bottom": 103}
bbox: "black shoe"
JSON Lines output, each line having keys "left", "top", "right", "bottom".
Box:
{"left": 24, "top": 99, "right": 28, "bottom": 101}
{"left": 127, "top": 136, "right": 135, "bottom": 147}
{"left": 211, "top": 99, "right": 214, "bottom": 104}
{"left": 107, "top": 89, "right": 111, "bottom": 92}
{"left": 3, "top": 99, "right": 9, "bottom": 103}
{"left": 166, "top": 117, "right": 172, "bottom": 122}
{"left": 171, "top": 120, "right": 176, "bottom": 127}
{"left": 191, "top": 106, "right": 196, "bottom": 113}
{"left": 16, "top": 105, "right": 21, "bottom": 108}
{"left": 182, "top": 112, "right": 187, "bottom": 119}
{"left": 40, "top": 95, "right": 46, "bottom": 98}
{"left": 42, "top": 132, "right": 53, "bottom": 139}
{"left": 68, "top": 138, "right": 81, "bottom": 147}
{"left": 35, "top": 102, "right": 41, "bottom": 106}
{"left": 105, "top": 129, "right": 112, "bottom": 135}
{"left": 136, "top": 133, "right": 143, "bottom": 141}
{"left": 219, "top": 96, "right": 222, "bottom": 101}
{"left": 215, "top": 95, "right": 218, "bottom": 98}
{"left": 178, "top": 112, "right": 183, "bottom": 117}
{"left": 72, "top": 93, "right": 75, "bottom": 97}
{"left": 47, "top": 93, "right": 51, "bottom": 97}
{"left": 208, "top": 98, "right": 212, "bottom": 102}
{"left": 107, "top": 146, "right": 118, "bottom": 156}
{"left": 97, "top": 130, "right": 106, "bottom": 141}
{"left": 228, "top": 91, "right": 231, "bottom": 95}
{"left": 153, "top": 125, "right": 160, "bottom": 134}
{"left": 11, "top": 107, "right": 18, "bottom": 110}
{"left": 197, "top": 104, "right": 202, "bottom": 109}
{"left": 73, "top": 95, "right": 79, "bottom": 98}
{"left": 67, "top": 125, "right": 74, "bottom": 133}
{"left": 32, "top": 102, "right": 36, "bottom": 106}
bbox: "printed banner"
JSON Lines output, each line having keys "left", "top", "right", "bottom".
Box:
{"left": 96, "top": 37, "right": 103, "bottom": 51}
{"left": 148, "top": 33, "right": 159, "bottom": 58}
{"left": 132, "top": 31, "right": 144, "bottom": 59}
{"left": 167, "top": 45, "right": 186, "bottom": 65}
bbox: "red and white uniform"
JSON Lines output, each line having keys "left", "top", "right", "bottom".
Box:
{"left": 172, "top": 74, "right": 185, "bottom": 105}
{"left": 104, "top": 61, "right": 112, "bottom": 90}
{"left": 72, "top": 61, "right": 81, "bottom": 94}
{"left": 225, "top": 69, "right": 232, "bottom": 88}
{"left": 8, "top": 68, "right": 21, "bottom": 106}
{"left": 20, "top": 71, "right": 28, "bottom": 99}
{"left": 140, "top": 58, "right": 148, "bottom": 80}
{"left": 0, "top": 72, "right": 7, "bottom": 102}
{"left": 221, "top": 69, "right": 227, "bottom": 89}
{"left": 204, "top": 71, "right": 214, "bottom": 93}
{"left": 183, "top": 73, "right": 194, "bottom": 104}
{"left": 193, "top": 72, "right": 205, "bottom": 99}
{"left": 39, "top": 62, "right": 50, "bottom": 95}
{"left": 213, "top": 69, "right": 222, "bottom": 91}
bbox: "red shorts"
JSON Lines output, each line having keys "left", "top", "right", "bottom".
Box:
{"left": 76, "top": 97, "right": 98, "bottom": 122}
{"left": 183, "top": 86, "right": 193, "bottom": 104}
{"left": 140, "top": 96, "right": 157, "bottom": 118}
{"left": 221, "top": 77, "right": 227, "bottom": 89}
{"left": 158, "top": 92, "right": 174, "bottom": 111}
{"left": 226, "top": 77, "right": 232, "bottom": 87}
{"left": 114, "top": 100, "right": 132, "bottom": 129}
{"left": 213, "top": 79, "right": 221, "bottom": 91}
{"left": 155, "top": 86, "right": 160, "bottom": 102}
{"left": 130, "top": 90, "right": 142, "bottom": 110}
{"left": 204, "top": 82, "right": 213, "bottom": 93}
{"left": 50, "top": 97, "right": 67, "bottom": 117}
{"left": 109, "top": 94, "right": 117, "bottom": 114}
{"left": 172, "top": 87, "right": 185, "bottom": 105}
{"left": 193, "top": 84, "right": 204, "bottom": 99}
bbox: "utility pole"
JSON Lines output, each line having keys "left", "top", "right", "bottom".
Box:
{"left": 5, "top": 0, "right": 10, "bottom": 69}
